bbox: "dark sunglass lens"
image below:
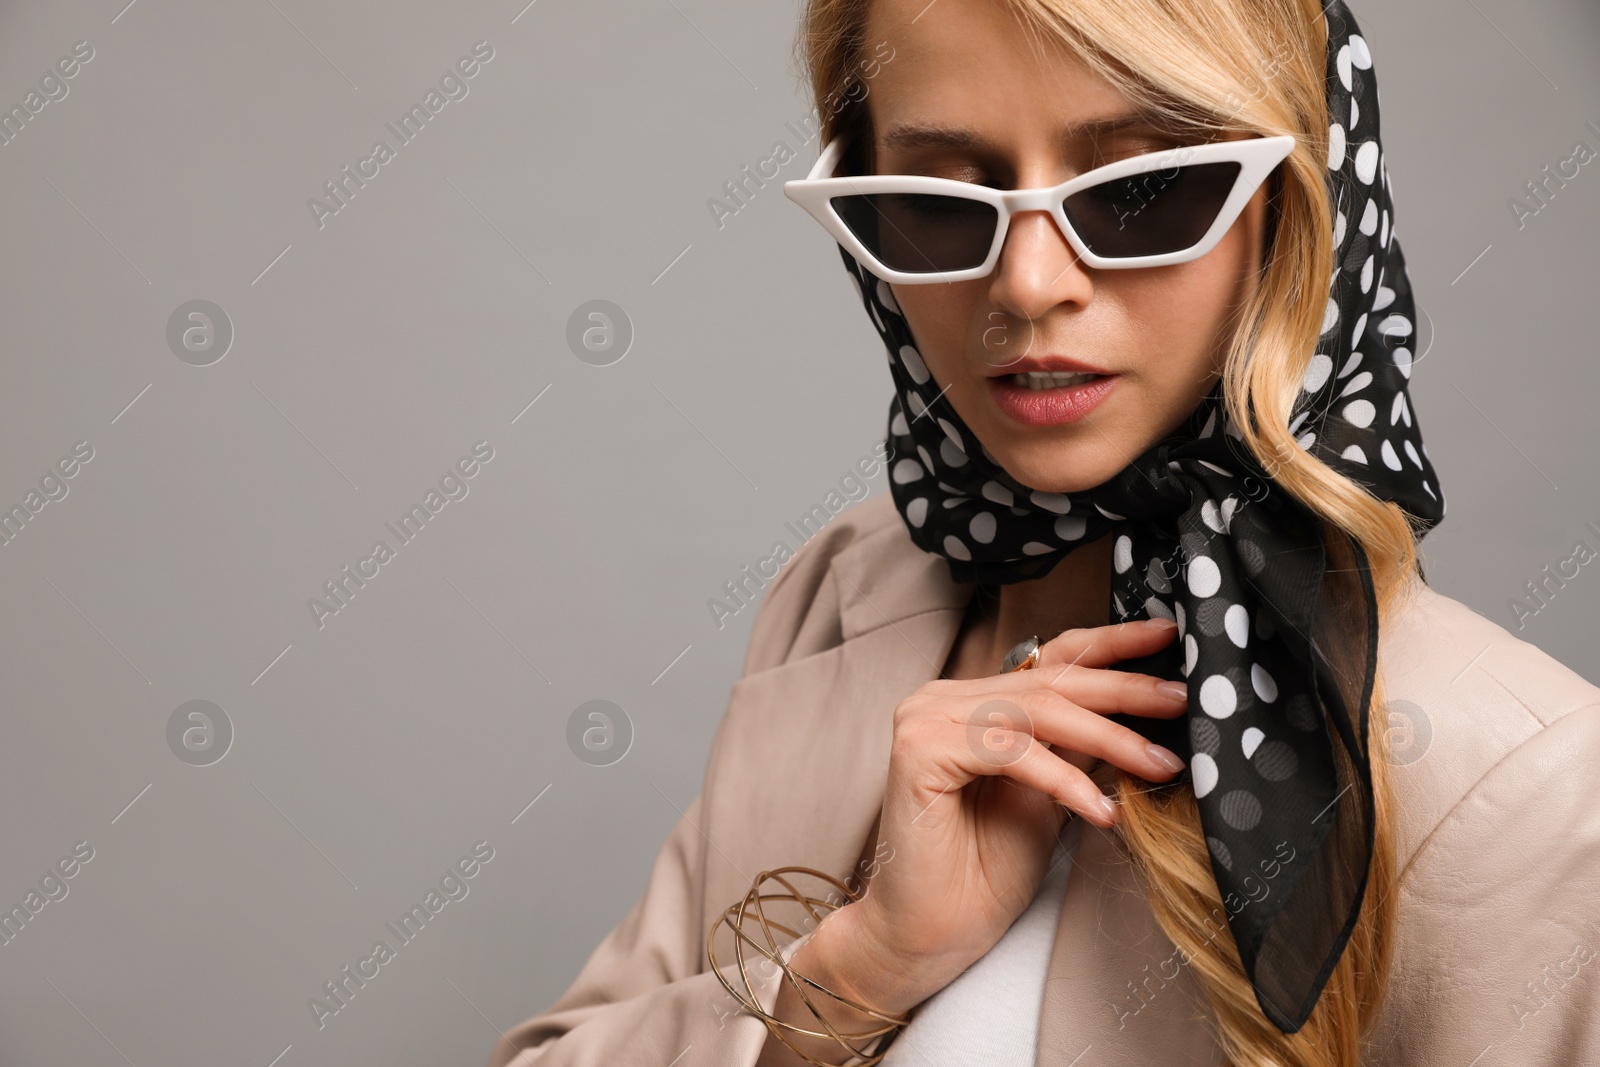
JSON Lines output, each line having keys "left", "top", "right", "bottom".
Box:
{"left": 830, "top": 193, "right": 998, "bottom": 273}
{"left": 1063, "top": 161, "right": 1242, "bottom": 258}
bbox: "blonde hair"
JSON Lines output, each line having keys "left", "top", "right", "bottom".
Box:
{"left": 795, "top": 1, "right": 1425, "bottom": 1063}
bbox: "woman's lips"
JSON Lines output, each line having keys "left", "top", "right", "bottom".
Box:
{"left": 986, "top": 373, "right": 1119, "bottom": 426}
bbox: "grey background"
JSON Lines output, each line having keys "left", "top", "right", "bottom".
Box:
{"left": 0, "top": 0, "right": 1593, "bottom": 1064}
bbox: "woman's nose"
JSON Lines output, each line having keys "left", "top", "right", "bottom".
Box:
{"left": 987, "top": 208, "right": 1094, "bottom": 322}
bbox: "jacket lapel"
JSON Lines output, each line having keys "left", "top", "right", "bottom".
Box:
{"left": 1037, "top": 824, "right": 1224, "bottom": 1063}
{"left": 698, "top": 517, "right": 972, "bottom": 935}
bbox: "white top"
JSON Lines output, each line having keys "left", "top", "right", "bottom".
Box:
{"left": 878, "top": 820, "right": 1081, "bottom": 1067}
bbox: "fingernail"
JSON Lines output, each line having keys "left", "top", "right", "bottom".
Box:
{"left": 1145, "top": 618, "right": 1178, "bottom": 631}
{"left": 1146, "top": 744, "right": 1185, "bottom": 773}
{"left": 1157, "top": 681, "right": 1188, "bottom": 702}
{"left": 1098, "top": 795, "right": 1118, "bottom": 821}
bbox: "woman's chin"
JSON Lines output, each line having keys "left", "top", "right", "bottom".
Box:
{"left": 985, "top": 449, "right": 1128, "bottom": 495}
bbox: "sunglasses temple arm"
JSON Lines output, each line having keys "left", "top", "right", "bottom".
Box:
{"left": 808, "top": 135, "right": 848, "bottom": 181}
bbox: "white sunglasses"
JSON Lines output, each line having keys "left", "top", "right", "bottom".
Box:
{"left": 783, "top": 130, "right": 1295, "bottom": 284}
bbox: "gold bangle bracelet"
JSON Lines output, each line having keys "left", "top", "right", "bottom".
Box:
{"left": 707, "top": 866, "right": 912, "bottom": 1066}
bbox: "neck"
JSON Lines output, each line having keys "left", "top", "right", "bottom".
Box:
{"left": 963, "top": 533, "right": 1115, "bottom": 672}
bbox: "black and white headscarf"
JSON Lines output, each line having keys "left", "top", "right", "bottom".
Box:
{"left": 839, "top": 0, "right": 1444, "bottom": 1032}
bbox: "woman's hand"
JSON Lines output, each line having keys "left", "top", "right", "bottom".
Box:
{"left": 799, "top": 618, "right": 1189, "bottom": 1021}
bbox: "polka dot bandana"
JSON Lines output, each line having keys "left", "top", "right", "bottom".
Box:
{"left": 836, "top": 0, "right": 1444, "bottom": 1033}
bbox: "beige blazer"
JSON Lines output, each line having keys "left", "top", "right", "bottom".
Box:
{"left": 489, "top": 493, "right": 1600, "bottom": 1066}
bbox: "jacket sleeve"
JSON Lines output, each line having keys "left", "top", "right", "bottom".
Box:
{"left": 485, "top": 517, "right": 856, "bottom": 1067}
{"left": 1367, "top": 701, "right": 1600, "bottom": 1064}
{"left": 485, "top": 788, "right": 818, "bottom": 1067}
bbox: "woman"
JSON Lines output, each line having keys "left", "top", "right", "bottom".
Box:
{"left": 489, "top": 0, "right": 1600, "bottom": 1064}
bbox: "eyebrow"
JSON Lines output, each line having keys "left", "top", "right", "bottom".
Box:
{"left": 879, "top": 109, "right": 1195, "bottom": 153}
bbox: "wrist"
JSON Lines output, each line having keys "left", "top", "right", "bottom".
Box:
{"left": 799, "top": 902, "right": 926, "bottom": 1019}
